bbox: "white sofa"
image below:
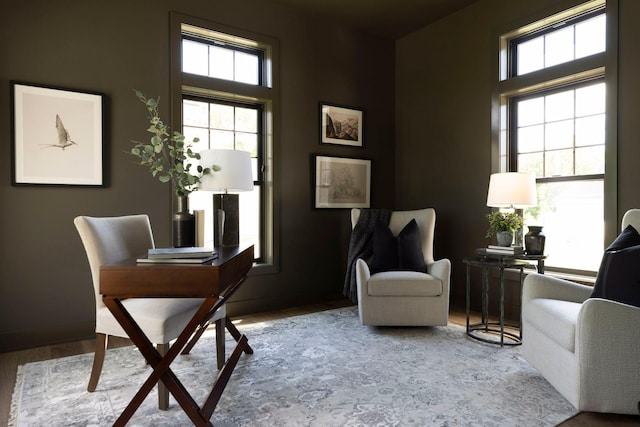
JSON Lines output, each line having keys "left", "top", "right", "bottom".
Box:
{"left": 522, "top": 210, "right": 640, "bottom": 415}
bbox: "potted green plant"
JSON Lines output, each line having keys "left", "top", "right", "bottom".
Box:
{"left": 486, "top": 211, "right": 524, "bottom": 246}
{"left": 129, "top": 90, "right": 219, "bottom": 246}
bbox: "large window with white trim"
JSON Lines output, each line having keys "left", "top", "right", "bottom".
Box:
{"left": 497, "top": 1, "right": 613, "bottom": 274}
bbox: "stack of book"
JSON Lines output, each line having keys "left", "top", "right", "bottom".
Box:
{"left": 136, "top": 247, "right": 218, "bottom": 264}
{"left": 485, "top": 245, "right": 524, "bottom": 255}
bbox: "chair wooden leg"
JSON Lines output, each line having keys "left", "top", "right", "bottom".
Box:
{"left": 181, "top": 321, "right": 209, "bottom": 355}
{"left": 87, "top": 333, "right": 108, "bottom": 392}
{"left": 215, "top": 317, "right": 225, "bottom": 369}
{"left": 157, "top": 343, "right": 170, "bottom": 410}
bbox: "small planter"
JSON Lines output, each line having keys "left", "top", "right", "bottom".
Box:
{"left": 496, "top": 231, "right": 513, "bottom": 247}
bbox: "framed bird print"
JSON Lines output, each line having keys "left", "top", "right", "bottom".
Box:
{"left": 11, "top": 81, "right": 105, "bottom": 186}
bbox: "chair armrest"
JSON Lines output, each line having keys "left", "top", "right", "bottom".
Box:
{"left": 523, "top": 272, "right": 592, "bottom": 304}
{"left": 577, "top": 298, "right": 640, "bottom": 412}
{"left": 428, "top": 258, "right": 451, "bottom": 283}
{"left": 355, "top": 258, "right": 371, "bottom": 297}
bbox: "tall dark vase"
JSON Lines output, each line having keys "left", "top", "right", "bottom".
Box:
{"left": 173, "top": 196, "right": 195, "bottom": 248}
{"left": 525, "top": 225, "right": 546, "bottom": 255}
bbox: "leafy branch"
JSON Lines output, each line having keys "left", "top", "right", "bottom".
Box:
{"left": 129, "top": 90, "right": 219, "bottom": 197}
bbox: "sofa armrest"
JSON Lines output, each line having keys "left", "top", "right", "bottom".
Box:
{"left": 523, "top": 272, "right": 592, "bottom": 304}
{"left": 577, "top": 298, "right": 640, "bottom": 413}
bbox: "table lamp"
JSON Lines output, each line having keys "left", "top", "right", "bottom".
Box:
{"left": 199, "top": 149, "right": 253, "bottom": 247}
{"left": 486, "top": 172, "right": 537, "bottom": 246}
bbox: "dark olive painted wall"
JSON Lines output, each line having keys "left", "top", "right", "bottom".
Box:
{"left": 396, "top": 0, "right": 640, "bottom": 316}
{"left": 0, "top": 0, "right": 395, "bottom": 351}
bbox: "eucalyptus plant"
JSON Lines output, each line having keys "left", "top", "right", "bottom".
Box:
{"left": 485, "top": 211, "right": 524, "bottom": 238}
{"left": 129, "top": 90, "right": 219, "bottom": 197}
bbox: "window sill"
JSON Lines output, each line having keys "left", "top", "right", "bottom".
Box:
{"left": 499, "top": 265, "right": 596, "bottom": 287}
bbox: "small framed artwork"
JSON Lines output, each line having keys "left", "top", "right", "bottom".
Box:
{"left": 11, "top": 81, "right": 105, "bottom": 186}
{"left": 314, "top": 155, "right": 371, "bottom": 208}
{"left": 319, "top": 102, "right": 363, "bottom": 147}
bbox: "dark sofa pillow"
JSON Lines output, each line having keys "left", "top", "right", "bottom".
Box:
{"left": 370, "top": 219, "right": 427, "bottom": 274}
{"left": 594, "top": 244, "right": 640, "bottom": 308}
{"left": 591, "top": 224, "right": 640, "bottom": 307}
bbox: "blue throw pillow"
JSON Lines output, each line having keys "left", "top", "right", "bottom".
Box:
{"left": 370, "top": 219, "right": 427, "bottom": 274}
{"left": 591, "top": 224, "right": 640, "bottom": 307}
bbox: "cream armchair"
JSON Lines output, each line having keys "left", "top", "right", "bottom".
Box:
{"left": 522, "top": 209, "right": 640, "bottom": 415}
{"left": 350, "top": 208, "right": 451, "bottom": 326}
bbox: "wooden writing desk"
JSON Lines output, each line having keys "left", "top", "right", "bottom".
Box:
{"left": 100, "top": 245, "right": 254, "bottom": 426}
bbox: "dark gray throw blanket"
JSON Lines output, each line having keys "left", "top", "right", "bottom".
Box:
{"left": 343, "top": 208, "right": 391, "bottom": 302}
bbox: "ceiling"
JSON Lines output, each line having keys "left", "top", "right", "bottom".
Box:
{"left": 268, "top": 0, "right": 480, "bottom": 39}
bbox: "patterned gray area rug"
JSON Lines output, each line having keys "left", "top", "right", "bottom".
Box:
{"left": 10, "top": 306, "right": 576, "bottom": 426}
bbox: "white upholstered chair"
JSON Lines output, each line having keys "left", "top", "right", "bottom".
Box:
{"left": 522, "top": 209, "right": 640, "bottom": 415}
{"left": 351, "top": 208, "right": 451, "bottom": 326}
{"left": 74, "top": 214, "right": 226, "bottom": 410}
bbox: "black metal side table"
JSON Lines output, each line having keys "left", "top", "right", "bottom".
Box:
{"left": 474, "top": 248, "right": 547, "bottom": 274}
{"left": 463, "top": 256, "right": 528, "bottom": 346}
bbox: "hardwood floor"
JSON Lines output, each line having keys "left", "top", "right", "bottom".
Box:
{"left": 1, "top": 301, "right": 638, "bottom": 426}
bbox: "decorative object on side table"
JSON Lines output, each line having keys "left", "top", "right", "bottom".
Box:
{"left": 485, "top": 172, "right": 537, "bottom": 247}
{"left": 485, "top": 211, "right": 523, "bottom": 247}
{"left": 198, "top": 149, "right": 254, "bottom": 247}
{"left": 129, "top": 91, "right": 219, "bottom": 247}
{"left": 524, "top": 225, "right": 546, "bottom": 255}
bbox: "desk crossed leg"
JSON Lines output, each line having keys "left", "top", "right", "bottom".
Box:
{"left": 103, "top": 278, "right": 252, "bottom": 426}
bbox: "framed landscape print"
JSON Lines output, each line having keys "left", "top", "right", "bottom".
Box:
{"left": 11, "top": 81, "right": 105, "bottom": 186}
{"left": 314, "top": 155, "right": 371, "bottom": 208}
{"left": 320, "top": 102, "right": 363, "bottom": 147}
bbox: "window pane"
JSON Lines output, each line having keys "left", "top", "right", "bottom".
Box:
{"left": 183, "top": 126, "right": 209, "bottom": 150}
{"left": 575, "top": 146, "right": 604, "bottom": 174}
{"left": 524, "top": 180, "right": 603, "bottom": 271}
{"left": 512, "top": 11, "right": 604, "bottom": 77}
{"left": 239, "top": 187, "right": 260, "bottom": 258}
{"left": 235, "top": 132, "right": 257, "bottom": 155}
{"left": 518, "top": 125, "right": 544, "bottom": 153}
{"left": 235, "top": 107, "right": 258, "bottom": 133}
{"left": 575, "top": 115, "right": 605, "bottom": 147}
{"left": 518, "top": 152, "right": 543, "bottom": 177}
{"left": 210, "top": 130, "right": 234, "bottom": 149}
{"left": 545, "top": 91, "right": 574, "bottom": 122}
{"left": 576, "top": 83, "right": 605, "bottom": 116}
{"left": 517, "top": 98, "right": 544, "bottom": 126}
{"left": 544, "top": 26, "right": 574, "bottom": 67}
{"left": 209, "top": 45, "right": 234, "bottom": 80}
{"left": 210, "top": 104, "right": 234, "bottom": 130}
{"left": 545, "top": 149, "right": 573, "bottom": 177}
{"left": 183, "top": 100, "right": 209, "bottom": 127}
{"left": 235, "top": 51, "right": 259, "bottom": 85}
{"left": 182, "top": 40, "right": 208, "bottom": 76}
{"left": 517, "top": 37, "right": 544, "bottom": 75}
{"left": 576, "top": 14, "right": 606, "bottom": 59}
{"left": 545, "top": 120, "right": 574, "bottom": 150}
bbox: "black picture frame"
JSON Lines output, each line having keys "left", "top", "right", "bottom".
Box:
{"left": 319, "top": 102, "right": 364, "bottom": 147}
{"left": 11, "top": 81, "right": 106, "bottom": 186}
